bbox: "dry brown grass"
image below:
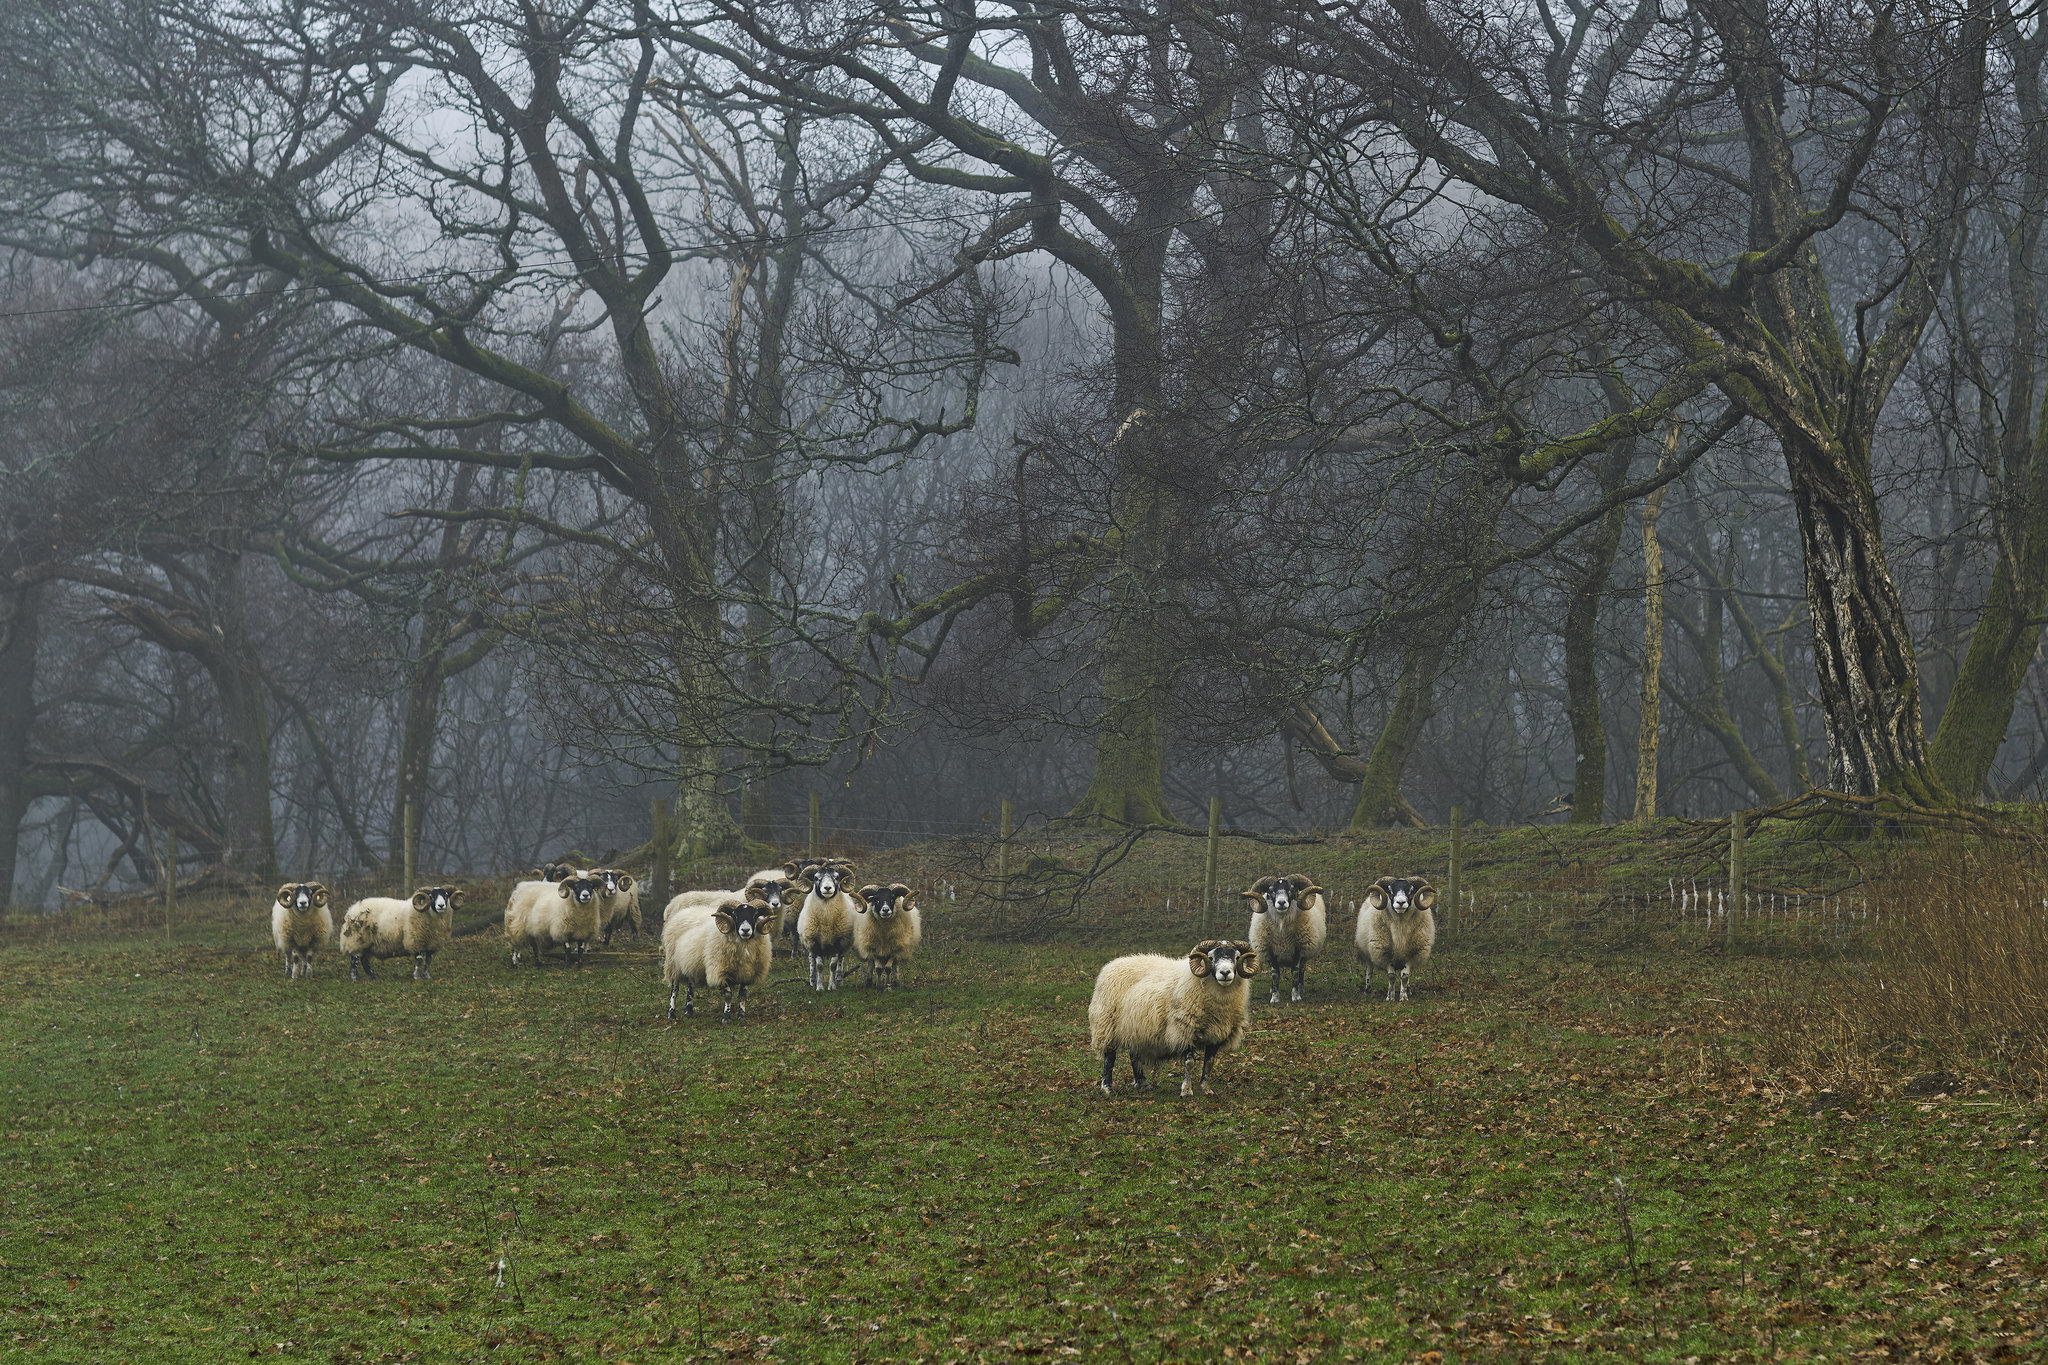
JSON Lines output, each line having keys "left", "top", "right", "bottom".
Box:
{"left": 1750, "top": 834, "right": 2048, "bottom": 1096}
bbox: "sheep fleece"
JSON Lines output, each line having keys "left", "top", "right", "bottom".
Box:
{"left": 1088, "top": 954, "right": 1251, "bottom": 1069}
{"left": 338, "top": 897, "right": 452, "bottom": 963}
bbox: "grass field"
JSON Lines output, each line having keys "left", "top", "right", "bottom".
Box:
{"left": 5, "top": 871, "right": 2046, "bottom": 1363}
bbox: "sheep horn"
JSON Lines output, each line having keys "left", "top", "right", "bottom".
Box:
{"left": 614, "top": 874, "right": 633, "bottom": 892}
{"left": 713, "top": 908, "right": 735, "bottom": 934}
{"left": 1415, "top": 883, "right": 1439, "bottom": 909}
{"left": 1240, "top": 890, "right": 1266, "bottom": 908}
{"left": 410, "top": 891, "right": 429, "bottom": 911}
{"left": 275, "top": 884, "right": 295, "bottom": 906}
{"left": 313, "top": 887, "right": 329, "bottom": 906}
{"left": 891, "top": 882, "right": 911, "bottom": 896}
{"left": 1186, "top": 946, "right": 1213, "bottom": 977}
{"left": 1237, "top": 948, "right": 1259, "bottom": 977}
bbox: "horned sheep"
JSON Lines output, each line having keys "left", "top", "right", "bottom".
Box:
{"left": 591, "top": 867, "right": 641, "bottom": 946}
{"left": 853, "top": 882, "right": 921, "bottom": 990}
{"left": 271, "top": 882, "right": 333, "bottom": 979}
{"left": 1356, "top": 875, "right": 1438, "bottom": 1002}
{"left": 662, "top": 890, "right": 774, "bottom": 1022}
{"left": 1242, "top": 873, "right": 1328, "bottom": 1005}
{"left": 503, "top": 870, "right": 604, "bottom": 969}
{"left": 794, "top": 858, "right": 861, "bottom": 991}
{"left": 1088, "top": 939, "right": 1258, "bottom": 1097}
{"left": 338, "top": 885, "right": 463, "bottom": 982}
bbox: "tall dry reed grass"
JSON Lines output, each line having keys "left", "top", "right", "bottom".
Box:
{"left": 1752, "top": 834, "right": 2048, "bottom": 1095}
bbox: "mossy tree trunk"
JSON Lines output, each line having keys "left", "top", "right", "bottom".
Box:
{"left": 1927, "top": 21, "right": 2048, "bottom": 799}
{"left": 0, "top": 585, "right": 39, "bottom": 905}
{"left": 1633, "top": 464, "right": 1669, "bottom": 823}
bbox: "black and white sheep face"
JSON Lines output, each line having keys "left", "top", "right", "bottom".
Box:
{"left": 808, "top": 864, "right": 847, "bottom": 900}
{"left": 411, "top": 886, "right": 462, "bottom": 915}
{"left": 1188, "top": 939, "right": 1257, "bottom": 984}
{"left": 716, "top": 899, "right": 768, "bottom": 940}
{"left": 857, "top": 883, "right": 911, "bottom": 918}
{"left": 1366, "top": 878, "right": 1435, "bottom": 918}
{"left": 557, "top": 875, "right": 601, "bottom": 906}
{"left": 597, "top": 868, "right": 634, "bottom": 897}
{"left": 277, "top": 882, "right": 327, "bottom": 912}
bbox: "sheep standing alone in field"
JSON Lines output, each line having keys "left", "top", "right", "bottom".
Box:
{"left": 591, "top": 868, "right": 641, "bottom": 946}
{"left": 1241, "top": 873, "right": 1328, "bottom": 1005}
{"left": 1088, "top": 940, "right": 1258, "bottom": 1097}
{"left": 503, "top": 871, "right": 604, "bottom": 969}
{"left": 795, "top": 858, "right": 861, "bottom": 991}
{"left": 1356, "top": 875, "right": 1438, "bottom": 1002}
{"left": 853, "top": 882, "right": 921, "bottom": 990}
{"left": 338, "top": 886, "right": 463, "bottom": 982}
{"left": 271, "top": 882, "right": 332, "bottom": 979}
{"left": 662, "top": 890, "right": 775, "bottom": 1021}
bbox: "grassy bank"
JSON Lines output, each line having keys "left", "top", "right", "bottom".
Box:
{"left": 4, "top": 871, "right": 2046, "bottom": 1362}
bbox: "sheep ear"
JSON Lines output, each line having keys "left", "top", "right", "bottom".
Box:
{"left": 411, "top": 891, "right": 429, "bottom": 911}
{"left": 314, "top": 887, "right": 329, "bottom": 906}
{"left": 276, "top": 884, "right": 294, "bottom": 906}
{"left": 1186, "top": 948, "right": 1212, "bottom": 977}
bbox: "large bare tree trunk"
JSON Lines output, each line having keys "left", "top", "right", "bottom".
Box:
{"left": 0, "top": 585, "right": 39, "bottom": 904}
{"left": 206, "top": 550, "right": 276, "bottom": 876}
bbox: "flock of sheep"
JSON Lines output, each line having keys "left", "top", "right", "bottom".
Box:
{"left": 265, "top": 862, "right": 1441, "bottom": 1098}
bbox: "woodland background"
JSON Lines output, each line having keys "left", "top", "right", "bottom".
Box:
{"left": 2, "top": 0, "right": 2044, "bottom": 904}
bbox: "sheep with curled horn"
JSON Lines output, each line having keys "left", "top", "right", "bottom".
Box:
{"left": 1356, "top": 875, "right": 1438, "bottom": 1002}
{"left": 1088, "top": 939, "right": 1257, "bottom": 1097}
{"left": 271, "top": 882, "right": 333, "bottom": 979}
{"left": 852, "top": 882, "right": 920, "bottom": 990}
{"left": 338, "top": 885, "right": 463, "bottom": 981}
{"left": 793, "top": 858, "right": 861, "bottom": 990}
{"left": 1241, "top": 873, "right": 1328, "bottom": 1005}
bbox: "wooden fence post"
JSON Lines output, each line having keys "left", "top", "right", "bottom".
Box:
{"left": 650, "top": 798, "right": 670, "bottom": 918}
{"left": 164, "top": 829, "right": 176, "bottom": 947}
{"left": 998, "top": 798, "right": 1014, "bottom": 900}
{"left": 1447, "top": 806, "right": 1463, "bottom": 928}
{"left": 1727, "top": 809, "right": 1745, "bottom": 953}
{"left": 808, "top": 790, "right": 821, "bottom": 860}
{"left": 1203, "top": 796, "right": 1221, "bottom": 935}
{"left": 403, "top": 801, "right": 417, "bottom": 891}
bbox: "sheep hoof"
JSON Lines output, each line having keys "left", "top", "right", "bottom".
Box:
{"left": 1179, "top": 1081, "right": 1195, "bottom": 1097}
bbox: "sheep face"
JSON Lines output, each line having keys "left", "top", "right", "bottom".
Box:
{"left": 803, "top": 859, "right": 853, "bottom": 901}
{"left": 1188, "top": 939, "right": 1257, "bottom": 983}
{"left": 557, "top": 874, "right": 602, "bottom": 906}
{"left": 597, "top": 868, "right": 635, "bottom": 897}
{"left": 1243, "top": 874, "right": 1322, "bottom": 917}
{"left": 277, "top": 882, "right": 329, "bottom": 912}
{"left": 713, "top": 896, "right": 770, "bottom": 941}
{"left": 1364, "top": 877, "right": 1436, "bottom": 918}
{"left": 856, "top": 882, "right": 912, "bottom": 918}
{"left": 410, "top": 886, "right": 463, "bottom": 915}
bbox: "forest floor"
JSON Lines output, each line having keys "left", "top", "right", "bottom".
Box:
{"left": 2, "top": 871, "right": 2044, "bottom": 1363}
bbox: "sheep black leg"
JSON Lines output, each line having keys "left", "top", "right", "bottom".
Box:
{"left": 1130, "top": 1056, "right": 1148, "bottom": 1090}
{"left": 348, "top": 953, "right": 360, "bottom": 982}
{"left": 720, "top": 985, "right": 735, "bottom": 1023}
{"left": 683, "top": 982, "right": 696, "bottom": 1017}
{"left": 667, "top": 982, "right": 680, "bottom": 1020}
{"left": 1098, "top": 1048, "right": 1117, "bottom": 1096}
{"left": 735, "top": 984, "right": 747, "bottom": 1021}
{"left": 1291, "top": 963, "right": 1306, "bottom": 1004}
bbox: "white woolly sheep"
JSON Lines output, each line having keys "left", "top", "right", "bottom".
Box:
{"left": 1088, "top": 939, "right": 1259, "bottom": 1097}
{"left": 271, "top": 881, "right": 333, "bottom": 979}
{"left": 590, "top": 867, "right": 641, "bottom": 946}
{"left": 662, "top": 890, "right": 774, "bottom": 1022}
{"left": 1241, "top": 873, "right": 1328, "bottom": 1005}
{"left": 794, "top": 858, "right": 861, "bottom": 991}
{"left": 338, "top": 885, "right": 463, "bottom": 982}
{"left": 853, "top": 882, "right": 921, "bottom": 990}
{"left": 503, "top": 871, "right": 604, "bottom": 969}
{"left": 1356, "top": 875, "right": 1438, "bottom": 1002}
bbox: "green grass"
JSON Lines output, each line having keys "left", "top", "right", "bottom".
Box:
{"left": 4, "top": 898, "right": 2045, "bottom": 1363}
